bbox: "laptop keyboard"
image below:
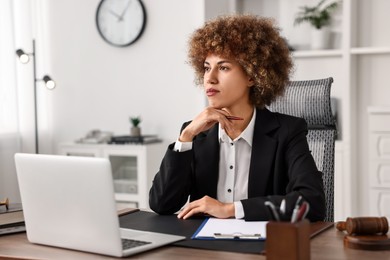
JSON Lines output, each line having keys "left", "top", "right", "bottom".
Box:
{"left": 121, "top": 238, "right": 152, "bottom": 250}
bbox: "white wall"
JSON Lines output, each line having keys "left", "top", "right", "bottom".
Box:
{"left": 38, "top": 0, "right": 206, "bottom": 153}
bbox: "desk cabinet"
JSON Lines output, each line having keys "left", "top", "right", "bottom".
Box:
{"left": 58, "top": 142, "right": 166, "bottom": 209}
{"left": 368, "top": 107, "right": 390, "bottom": 219}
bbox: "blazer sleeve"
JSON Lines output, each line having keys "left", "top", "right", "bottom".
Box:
{"left": 149, "top": 123, "right": 193, "bottom": 214}
{"left": 241, "top": 117, "right": 326, "bottom": 222}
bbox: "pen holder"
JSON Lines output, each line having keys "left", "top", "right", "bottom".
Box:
{"left": 266, "top": 219, "right": 310, "bottom": 260}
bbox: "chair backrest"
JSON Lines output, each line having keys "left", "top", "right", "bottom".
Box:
{"left": 268, "top": 77, "right": 336, "bottom": 222}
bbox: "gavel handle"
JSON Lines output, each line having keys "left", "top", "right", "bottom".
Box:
{"left": 336, "top": 221, "right": 346, "bottom": 232}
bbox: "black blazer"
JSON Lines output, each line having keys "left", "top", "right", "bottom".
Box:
{"left": 149, "top": 108, "right": 325, "bottom": 221}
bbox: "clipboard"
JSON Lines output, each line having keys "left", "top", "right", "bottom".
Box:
{"left": 191, "top": 217, "right": 267, "bottom": 240}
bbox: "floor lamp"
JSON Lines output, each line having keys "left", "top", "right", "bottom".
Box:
{"left": 15, "top": 39, "right": 56, "bottom": 154}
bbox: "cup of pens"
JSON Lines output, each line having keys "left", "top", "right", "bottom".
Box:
{"left": 265, "top": 196, "right": 310, "bottom": 260}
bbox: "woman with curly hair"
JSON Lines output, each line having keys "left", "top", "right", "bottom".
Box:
{"left": 149, "top": 15, "right": 325, "bottom": 221}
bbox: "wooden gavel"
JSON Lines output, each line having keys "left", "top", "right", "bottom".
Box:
{"left": 336, "top": 217, "right": 389, "bottom": 235}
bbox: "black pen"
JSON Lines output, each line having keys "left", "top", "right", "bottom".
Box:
{"left": 226, "top": 115, "right": 244, "bottom": 120}
{"left": 265, "top": 201, "right": 280, "bottom": 221}
{"left": 291, "top": 196, "right": 303, "bottom": 223}
{"left": 280, "top": 199, "right": 286, "bottom": 215}
{"left": 295, "top": 195, "right": 303, "bottom": 207}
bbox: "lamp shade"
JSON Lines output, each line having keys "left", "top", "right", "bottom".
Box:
{"left": 16, "top": 49, "right": 30, "bottom": 64}
{"left": 43, "top": 75, "right": 56, "bottom": 90}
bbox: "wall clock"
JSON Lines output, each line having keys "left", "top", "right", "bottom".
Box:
{"left": 96, "top": 0, "right": 146, "bottom": 47}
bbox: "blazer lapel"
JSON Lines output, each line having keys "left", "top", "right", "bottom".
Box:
{"left": 248, "top": 108, "right": 279, "bottom": 197}
{"left": 193, "top": 125, "right": 220, "bottom": 198}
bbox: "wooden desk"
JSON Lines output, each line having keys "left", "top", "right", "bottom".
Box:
{"left": 1, "top": 227, "right": 390, "bottom": 259}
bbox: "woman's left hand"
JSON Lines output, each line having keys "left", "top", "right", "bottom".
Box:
{"left": 177, "top": 196, "right": 235, "bottom": 219}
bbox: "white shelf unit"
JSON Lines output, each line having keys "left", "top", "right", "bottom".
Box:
{"left": 58, "top": 142, "right": 166, "bottom": 209}
{"left": 368, "top": 107, "right": 390, "bottom": 220}
{"left": 293, "top": 50, "right": 343, "bottom": 58}
{"left": 204, "top": 0, "right": 390, "bottom": 219}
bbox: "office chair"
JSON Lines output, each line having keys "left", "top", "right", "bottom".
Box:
{"left": 268, "top": 77, "right": 336, "bottom": 222}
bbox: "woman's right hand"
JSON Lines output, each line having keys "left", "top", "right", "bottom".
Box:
{"left": 179, "top": 107, "right": 240, "bottom": 142}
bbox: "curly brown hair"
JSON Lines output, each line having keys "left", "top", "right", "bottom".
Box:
{"left": 188, "top": 14, "right": 293, "bottom": 108}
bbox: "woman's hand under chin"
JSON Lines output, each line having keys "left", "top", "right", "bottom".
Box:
{"left": 179, "top": 107, "right": 242, "bottom": 142}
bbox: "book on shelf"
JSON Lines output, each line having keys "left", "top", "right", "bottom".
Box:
{"left": 0, "top": 203, "right": 26, "bottom": 236}
{"left": 109, "top": 135, "right": 161, "bottom": 144}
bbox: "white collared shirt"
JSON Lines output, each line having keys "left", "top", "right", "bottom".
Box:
{"left": 174, "top": 108, "right": 256, "bottom": 219}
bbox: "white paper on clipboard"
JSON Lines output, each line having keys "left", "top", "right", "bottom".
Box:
{"left": 193, "top": 218, "right": 268, "bottom": 240}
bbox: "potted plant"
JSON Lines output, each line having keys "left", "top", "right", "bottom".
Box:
{"left": 129, "top": 116, "right": 142, "bottom": 136}
{"left": 294, "top": 0, "right": 340, "bottom": 49}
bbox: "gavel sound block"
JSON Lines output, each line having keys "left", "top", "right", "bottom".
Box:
{"left": 336, "top": 217, "right": 390, "bottom": 250}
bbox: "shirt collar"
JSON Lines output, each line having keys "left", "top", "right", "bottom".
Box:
{"left": 218, "top": 108, "right": 256, "bottom": 147}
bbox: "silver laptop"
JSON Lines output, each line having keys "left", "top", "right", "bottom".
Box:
{"left": 14, "top": 153, "right": 185, "bottom": 257}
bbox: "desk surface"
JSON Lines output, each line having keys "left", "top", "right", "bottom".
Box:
{"left": 1, "top": 226, "right": 390, "bottom": 259}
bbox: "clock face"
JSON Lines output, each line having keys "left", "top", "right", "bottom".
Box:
{"left": 96, "top": 0, "right": 146, "bottom": 47}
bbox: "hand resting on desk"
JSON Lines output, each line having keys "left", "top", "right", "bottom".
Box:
{"left": 177, "top": 196, "right": 235, "bottom": 219}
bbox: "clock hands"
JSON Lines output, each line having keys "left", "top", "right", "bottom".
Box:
{"left": 118, "top": 0, "right": 131, "bottom": 21}
{"left": 108, "top": 9, "right": 121, "bottom": 20}
{"left": 108, "top": 0, "right": 132, "bottom": 23}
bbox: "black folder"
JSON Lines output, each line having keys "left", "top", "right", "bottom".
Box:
{"left": 119, "top": 211, "right": 265, "bottom": 254}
